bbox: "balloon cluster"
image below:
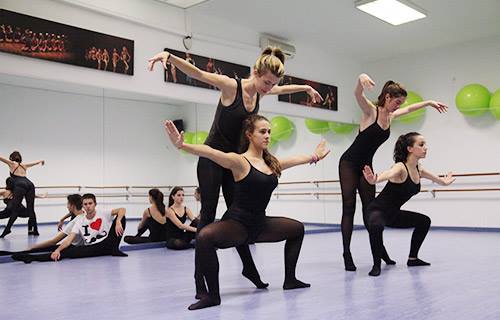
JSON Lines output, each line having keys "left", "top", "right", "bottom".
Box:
{"left": 456, "top": 84, "right": 500, "bottom": 119}
{"left": 304, "top": 119, "right": 357, "bottom": 135}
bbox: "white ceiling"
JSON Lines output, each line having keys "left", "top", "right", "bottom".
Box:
{"left": 187, "top": 0, "right": 500, "bottom": 62}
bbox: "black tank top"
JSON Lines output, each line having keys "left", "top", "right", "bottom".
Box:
{"left": 165, "top": 206, "right": 187, "bottom": 239}
{"left": 227, "top": 157, "right": 278, "bottom": 218}
{"left": 146, "top": 209, "right": 167, "bottom": 241}
{"left": 205, "top": 79, "right": 260, "bottom": 152}
{"left": 340, "top": 107, "right": 390, "bottom": 166}
{"left": 370, "top": 163, "right": 421, "bottom": 211}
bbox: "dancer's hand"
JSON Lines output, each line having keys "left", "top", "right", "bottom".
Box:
{"left": 306, "top": 86, "right": 323, "bottom": 104}
{"left": 441, "top": 172, "right": 455, "bottom": 185}
{"left": 359, "top": 73, "right": 375, "bottom": 90}
{"left": 428, "top": 100, "right": 448, "bottom": 113}
{"left": 115, "top": 221, "right": 124, "bottom": 236}
{"left": 51, "top": 250, "right": 61, "bottom": 261}
{"left": 363, "top": 165, "right": 377, "bottom": 185}
{"left": 148, "top": 51, "right": 170, "bottom": 71}
{"left": 164, "top": 120, "right": 185, "bottom": 149}
{"left": 314, "top": 139, "right": 331, "bottom": 161}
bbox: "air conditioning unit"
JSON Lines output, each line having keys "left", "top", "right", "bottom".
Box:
{"left": 259, "top": 35, "right": 296, "bottom": 60}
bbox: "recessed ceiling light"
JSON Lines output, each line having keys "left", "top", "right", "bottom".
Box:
{"left": 355, "top": 0, "right": 427, "bottom": 26}
{"left": 156, "top": 0, "right": 210, "bottom": 9}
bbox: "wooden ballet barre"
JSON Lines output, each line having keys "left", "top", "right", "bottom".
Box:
{"left": 35, "top": 185, "right": 81, "bottom": 189}
{"left": 437, "top": 172, "right": 499, "bottom": 178}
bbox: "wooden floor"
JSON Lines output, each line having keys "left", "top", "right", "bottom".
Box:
{"left": 0, "top": 223, "right": 499, "bottom": 320}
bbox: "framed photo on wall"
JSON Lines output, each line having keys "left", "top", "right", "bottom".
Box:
{"left": 279, "top": 75, "right": 338, "bottom": 111}
{"left": 163, "top": 48, "right": 250, "bottom": 90}
{"left": 0, "top": 9, "right": 134, "bottom": 75}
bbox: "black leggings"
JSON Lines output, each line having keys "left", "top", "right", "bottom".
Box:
{"left": 165, "top": 219, "right": 197, "bottom": 250}
{"left": 196, "top": 157, "right": 260, "bottom": 293}
{"left": 196, "top": 216, "right": 305, "bottom": 300}
{"left": 21, "top": 216, "right": 126, "bottom": 262}
{"left": 124, "top": 219, "right": 167, "bottom": 244}
{"left": 367, "top": 209, "right": 431, "bottom": 266}
{"left": 339, "top": 160, "right": 375, "bottom": 253}
{"left": 2, "top": 177, "right": 37, "bottom": 233}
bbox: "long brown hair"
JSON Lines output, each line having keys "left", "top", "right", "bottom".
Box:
{"left": 254, "top": 46, "right": 285, "bottom": 78}
{"left": 168, "top": 186, "right": 184, "bottom": 207}
{"left": 375, "top": 80, "right": 407, "bottom": 107}
{"left": 394, "top": 132, "right": 421, "bottom": 163}
{"left": 149, "top": 188, "right": 166, "bottom": 216}
{"left": 240, "top": 115, "right": 282, "bottom": 177}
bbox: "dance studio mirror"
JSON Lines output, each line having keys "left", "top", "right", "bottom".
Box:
{"left": 0, "top": 73, "right": 206, "bottom": 223}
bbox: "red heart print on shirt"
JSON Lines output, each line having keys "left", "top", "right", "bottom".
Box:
{"left": 90, "top": 218, "right": 102, "bottom": 231}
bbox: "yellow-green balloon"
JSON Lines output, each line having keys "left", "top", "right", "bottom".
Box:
{"left": 305, "top": 118, "right": 330, "bottom": 134}
{"left": 268, "top": 137, "right": 277, "bottom": 149}
{"left": 194, "top": 131, "right": 209, "bottom": 144}
{"left": 270, "top": 116, "right": 293, "bottom": 141}
{"left": 489, "top": 89, "right": 500, "bottom": 120}
{"left": 397, "top": 91, "right": 425, "bottom": 124}
{"left": 183, "top": 131, "right": 194, "bottom": 144}
{"left": 455, "top": 84, "right": 490, "bottom": 117}
{"left": 328, "top": 122, "right": 357, "bottom": 134}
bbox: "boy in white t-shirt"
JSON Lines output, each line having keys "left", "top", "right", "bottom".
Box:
{"left": 13, "top": 193, "right": 127, "bottom": 263}
{"left": 5, "top": 194, "right": 84, "bottom": 258}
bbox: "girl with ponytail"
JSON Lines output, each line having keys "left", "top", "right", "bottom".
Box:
{"left": 362, "top": 132, "right": 455, "bottom": 276}
{"left": 124, "top": 188, "right": 168, "bottom": 244}
{"left": 149, "top": 46, "right": 322, "bottom": 297}
{"left": 338, "top": 73, "right": 448, "bottom": 272}
{"left": 164, "top": 115, "right": 330, "bottom": 310}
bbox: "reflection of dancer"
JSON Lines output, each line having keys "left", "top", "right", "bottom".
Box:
{"left": 5, "top": 25, "right": 13, "bottom": 42}
{"left": 339, "top": 73, "right": 448, "bottom": 272}
{"left": 120, "top": 46, "right": 131, "bottom": 74}
{"left": 364, "top": 132, "right": 455, "bottom": 276}
{"left": 0, "top": 151, "right": 45, "bottom": 237}
{"left": 112, "top": 48, "right": 119, "bottom": 72}
{"left": 164, "top": 116, "right": 330, "bottom": 310}
{"left": 102, "top": 48, "right": 109, "bottom": 70}
{"left": 149, "top": 46, "right": 322, "bottom": 300}
{"left": 21, "top": 30, "right": 33, "bottom": 52}
{"left": 30, "top": 33, "right": 39, "bottom": 51}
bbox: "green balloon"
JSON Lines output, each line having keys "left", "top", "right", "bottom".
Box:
{"left": 456, "top": 84, "right": 490, "bottom": 117}
{"left": 397, "top": 91, "right": 425, "bottom": 124}
{"left": 305, "top": 118, "right": 330, "bottom": 134}
{"left": 270, "top": 116, "right": 293, "bottom": 141}
{"left": 489, "top": 89, "right": 500, "bottom": 120}
{"left": 194, "top": 131, "right": 209, "bottom": 144}
{"left": 183, "top": 131, "right": 194, "bottom": 144}
{"left": 268, "top": 137, "right": 277, "bottom": 149}
{"left": 328, "top": 122, "right": 357, "bottom": 134}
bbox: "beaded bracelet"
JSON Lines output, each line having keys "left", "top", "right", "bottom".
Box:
{"left": 309, "top": 153, "right": 319, "bottom": 165}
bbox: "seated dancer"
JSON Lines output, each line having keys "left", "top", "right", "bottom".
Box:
{"left": 165, "top": 186, "right": 198, "bottom": 250}
{"left": 124, "top": 188, "right": 168, "bottom": 244}
{"left": 13, "top": 193, "right": 127, "bottom": 263}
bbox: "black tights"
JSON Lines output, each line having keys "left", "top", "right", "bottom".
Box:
{"left": 367, "top": 209, "right": 431, "bottom": 266}
{"left": 0, "top": 181, "right": 37, "bottom": 237}
{"left": 195, "top": 157, "right": 261, "bottom": 295}
{"left": 339, "top": 160, "right": 375, "bottom": 253}
{"left": 190, "top": 217, "right": 307, "bottom": 310}
{"left": 16, "top": 216, "right": 126, "bottom": 262}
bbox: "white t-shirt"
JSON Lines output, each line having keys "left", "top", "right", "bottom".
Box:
{"left": 71, "top": 211, "right": 114, "bottom": 246}
{"left": 62, "top": 218, "right": 85, "bottom": 246}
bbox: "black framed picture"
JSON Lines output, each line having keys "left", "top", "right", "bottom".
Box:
{"left": 0, "top": 9, "right": 134, "bottom": 75}
{"left": 279, "top": 75, "right": 338, "bottom": 111}
{"left": 163, "top": 48, "right": 250, "bottom": 90}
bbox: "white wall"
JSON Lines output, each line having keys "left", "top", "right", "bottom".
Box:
{"left": 1, "top": 0, "right": 497, "bottom": 228}
{"left": 362, "top": 36, "right": 500, "bottom": 227}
